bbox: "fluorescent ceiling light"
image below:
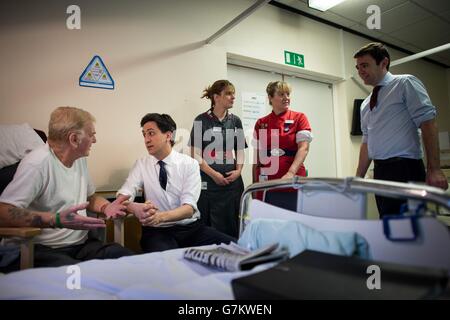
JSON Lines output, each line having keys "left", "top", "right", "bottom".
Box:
{"left": 308, "top": 0, "right": 347, "bottom": 12}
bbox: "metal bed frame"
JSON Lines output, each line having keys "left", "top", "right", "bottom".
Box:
{"left": 239, "top": 177, "right": 450, "bottom": 235}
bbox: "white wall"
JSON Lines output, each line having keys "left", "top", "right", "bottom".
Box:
{"left": 1, "top": 0, "right": 449, "bottom": 191}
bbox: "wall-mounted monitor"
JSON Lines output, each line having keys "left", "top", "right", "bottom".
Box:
{"left": 351, "top": 99, "right": 364, "bottom": 136}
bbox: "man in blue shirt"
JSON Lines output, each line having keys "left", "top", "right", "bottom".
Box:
{"left": 354, "top": 43, "right": 448, "bottom": 217}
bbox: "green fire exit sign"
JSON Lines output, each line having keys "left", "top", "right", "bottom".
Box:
{"left": 284, "top": 50, "right": 304, "bottom": 68}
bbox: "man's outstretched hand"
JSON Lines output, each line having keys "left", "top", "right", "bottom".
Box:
{"left": 59, "top": 202, "right": 106, "bottom": 230}
{"left": 103, "top": 195, "right": 131, "bottom": 219}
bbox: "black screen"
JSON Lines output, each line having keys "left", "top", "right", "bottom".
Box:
{"left": 351, "top": 99, "right": 364, "bottom": 136}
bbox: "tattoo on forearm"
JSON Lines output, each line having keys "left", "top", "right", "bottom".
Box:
{"left": 8, "top": 207, "right": 32, "bottom": 220}
{"left": 8, "top": 207, "right": 45, "bottom": 227}
{"left": 30, "top": 215, "right": 45, "bottom": 227}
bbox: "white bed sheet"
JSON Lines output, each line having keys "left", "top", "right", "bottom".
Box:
{"left": 0, "top": 245, "right": 262, "bottom": 300}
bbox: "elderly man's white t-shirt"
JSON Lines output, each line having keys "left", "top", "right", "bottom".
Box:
{"left": 117, "top": 150, "right": 201, "bottom": 227}
{"left": 0, "top": 144, "right": 95, "bottom": 248}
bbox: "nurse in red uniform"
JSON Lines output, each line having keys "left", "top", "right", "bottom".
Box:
{"left": 253, "top": 81, "right": 313, "bottom": 211}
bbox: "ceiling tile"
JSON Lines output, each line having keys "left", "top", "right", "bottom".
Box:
{"left": 349, "top": 22, "right": 383, "bottom": 39}
{"left": 437, "top": 10, "right": 450, "bottom": 22}
{"left": 410, "top": 0, "right": 450, "bottom": 15}
{"left": 401, "top": 42, "right": 425, "bottom": 53}
{"left": 369, "top": 0, "right": 410, "bottom": 12}
{"left": 379, "top": 2, "right": 432, "bottom": 33}
{"left": 320, "top": 11, "right": 358, "bottom": 27}
{"left": 378, "top": 35, "right": 421, "bottom": 52}
{"left": 328, "top": 0, "right": 375, "bottom": 22}
{"left": 278, "top": 0, "right": 325, "bottom": 16}
{"left": 329, "top": 0, "right": 407, "bottom": 22}
{"left": 391, "top": 17, "right": 450, "bottom": 49}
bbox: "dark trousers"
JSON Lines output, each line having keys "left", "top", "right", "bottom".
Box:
{"left": 197, "top": 179, "right": 244, "bottom": 238}
{"left": 0, "top": 238, "right": 133, "bottom": 273}
{"left": 140, "top": 220, "right": 236, "bottom": 253}
{"left": 265, "top": 191, "right": 298, "bottom": 212}
{"left": 373, "top": 157, "right": 426, "bottom": 218}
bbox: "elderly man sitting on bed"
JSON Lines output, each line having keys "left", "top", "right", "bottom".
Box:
{"left": 116, "top": 113, "right": 235, "bottom": 253}
{"left": 0, "top": 106, "right": 133, "bottom": 271}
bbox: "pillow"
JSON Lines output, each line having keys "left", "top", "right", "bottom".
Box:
{"left": 0, "top": 123, "right": 45, "bottom": 169}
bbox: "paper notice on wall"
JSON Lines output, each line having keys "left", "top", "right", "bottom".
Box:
{"left": 439, "top": 131, "right": 450, "bottom": 150}
{"left": 241, "top": 92, "right": 267, "bottom": 132}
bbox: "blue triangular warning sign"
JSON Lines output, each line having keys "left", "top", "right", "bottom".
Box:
{"left": 79, "top": 55, "right": 114, "bottom": 90}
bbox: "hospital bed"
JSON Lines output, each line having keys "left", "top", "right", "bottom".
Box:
{"left": 240, "top": 176, "right": 450, "bottom": 271}
{"left": 0, "top": 177, "right": 449, "bottom": 299}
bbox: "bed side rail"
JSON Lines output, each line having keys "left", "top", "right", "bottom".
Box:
{"left": 239, "top": 177, "right": 450, "bottom": 235}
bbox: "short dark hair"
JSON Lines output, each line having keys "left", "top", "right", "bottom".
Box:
{"left": 354, "top": 42, "right": 390, "bottom": 71}
{"left": 140, "top": 113, "right": 176, "bottom": 146}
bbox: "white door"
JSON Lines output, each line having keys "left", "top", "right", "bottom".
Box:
{"left": 289, "top": 77, "right": 337, "bottom": 178}
{"left": 227, "top": 64, "right": 337, "bottom": 188}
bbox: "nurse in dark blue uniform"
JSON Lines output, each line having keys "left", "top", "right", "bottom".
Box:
{"left": 188, "top": 80, "right": 247, "bottom": 238}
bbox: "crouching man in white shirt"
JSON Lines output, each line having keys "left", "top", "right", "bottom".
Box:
{"left": 116, "top": 113, "right": 235, "bottom": 253}
{"left": 0, "top": 106, "right": 133, "bottom": 272}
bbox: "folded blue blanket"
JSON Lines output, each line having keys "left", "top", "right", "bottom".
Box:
{"left": 238, "top": 218, "right": 370, "bottom": 259}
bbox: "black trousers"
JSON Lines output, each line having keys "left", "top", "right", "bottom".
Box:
{"left": 0, "top": 238, "right": 133, "bottom": 273}
{"left": 140, "top": 220, "right": 236, "bottom": 253}
{"left": 373, "top": 157, "right": 426, "bottom": 218}
{"left": 265, "top": 191, "right": 298, "bottom": 212}
{"left": 197, "top": 178, "right": 244, "bottom": 238}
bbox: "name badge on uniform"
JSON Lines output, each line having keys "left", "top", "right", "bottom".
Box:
{"left": 201, "top": 181, "right": 208, "bottom": 190}
{"left": 284, "top": 119, "right": 293, "bottom": 132}
{"left": 213, "top": 127, "right": 222, "bottom": 133}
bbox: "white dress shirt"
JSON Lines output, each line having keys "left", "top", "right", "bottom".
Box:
{"left": 361, "top": 72, "right": 436, "bottom": 160}
{"left": 117, "top": 150, "right": 201, "bottom": 227}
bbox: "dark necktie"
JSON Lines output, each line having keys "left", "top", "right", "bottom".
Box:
{"left": 369, "top": 85, "right": 382, "bottom": 110}
{"left": 158, "top": 160, "right": 167, "bottom": 190}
